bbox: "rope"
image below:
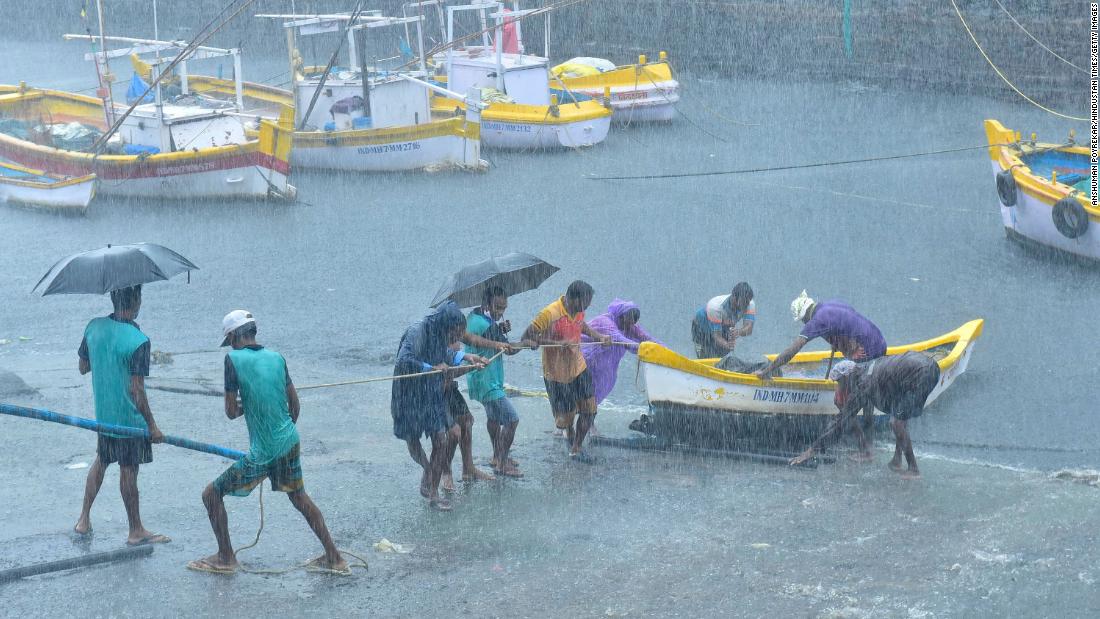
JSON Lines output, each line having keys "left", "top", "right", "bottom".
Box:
{"left": 991, "top": 0, "right": 1086, "bottom": 74}
{"left": 587, "top": 142, "right": 1014, "bottom": 181}
{"left": 233, "top": 486, "right": 370, "bottom": 575}
{"left": 949, "top": 0, "right": 1086, "bottom": 122}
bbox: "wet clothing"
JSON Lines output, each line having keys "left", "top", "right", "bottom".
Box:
{"left": 484, "top": 396, "right": 519, "bottom": 426}
{"left": 799, "top": 300, "right": 886, "bottom": 361}
{"left": 545, "top": 368, "right": 595, "bottom": 429}
{"left": 692, "top": 296, "right": 755, "bottom": 358}
{"left": 529, "top": 296, "right": 587, "bottom": 383}
{"left": 581, "top": 298, "right": 659, "bottom": 404}
{"left": 79, "top": 314, "right": 151, "bottom": 438}
{"left": 213, "top": 442, "right": 304, "bottom": 497}
{"left": 96, "top": 434, "right": 152, "bottom": 466}
{"left": 840, "top": 352, "right": 941, "bottom": 421}
{"left": 465, "top": 307, "right": 507, "bottom": 403}
{"left": 391, "top": 302, "right": 468, "bottom": 441}
{"left": 224, "top": 345, "right": 299, "bottom": 467}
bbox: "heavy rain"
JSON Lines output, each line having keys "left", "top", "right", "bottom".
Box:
{"left": 0, "top": 0, "right": 1096, "bottom": 616}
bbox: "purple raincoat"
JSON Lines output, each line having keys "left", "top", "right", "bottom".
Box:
{"left": 581, "top": 299, "right": 659, "bottom": 404}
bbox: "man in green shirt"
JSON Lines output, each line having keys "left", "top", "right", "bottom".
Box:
{"left": 188, "top": 310, "right": 347, "bottom": 575}
{"left": 465, "top": 286, "right": 526, "bottom": 478}
{"left": 74, "top": 285, "right": 169, "bottom": 546}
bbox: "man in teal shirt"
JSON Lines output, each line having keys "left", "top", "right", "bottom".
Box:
{"left": 74, "top": 285, "right": 169, "bottom": 546}
{"left": 189, "top": 310, "right": 347, "bottom": 575}
{"left": 465, "top": 286, "right": 526, "bottom": 478}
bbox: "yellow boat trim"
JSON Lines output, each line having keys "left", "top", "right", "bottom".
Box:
{"left": 0, "top": 172, "right": 97, "bottom": 189}
{"left": 431, "top": 95, "right": 609, "bottom": 124}
{"left": 275, "top": 117, "right": 478, "bottom": 148}
{"left": 983, "top": 119, "right": 1092, "bottom": 219}
{"left": 556, "top": 61, "right": 675, "bottom": 90}
{"left": 638, "top": 319, "right": 984, "bottom": 391}
{"left": 0, "top": 85, "right": 293, "bottom": 168}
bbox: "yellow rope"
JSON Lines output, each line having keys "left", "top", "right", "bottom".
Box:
{"left": 991, "top": 0, "right": 1086, "bottom": 74}
{"left": 234, "top": 485, "right": 371, "bottom": 576}
{"left": 949, "top": 0, "right": 1086, "bottom": 121}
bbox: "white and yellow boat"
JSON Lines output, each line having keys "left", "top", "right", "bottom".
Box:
{"left": 984, "top": 119, "right": 1096, "bottom": 261}
{"left": 0, "top": 82, "right": 293, "bottom": 202}
{"left": 638, "top": 320, "right": 983, "bottom": 441}
{"left": 551, "top": 53, "right": 679, "bottom": 124}
{"left": 0, "top": 160, "right": 95, "bottom": 214}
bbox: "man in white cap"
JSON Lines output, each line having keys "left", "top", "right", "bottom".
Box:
{"left": 189, "top": 310, "right": 347, "bottom": 575}
{"left": 790, "top": 352, "right": 941, "bottom": 479}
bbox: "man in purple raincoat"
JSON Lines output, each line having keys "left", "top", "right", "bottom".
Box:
{"left": 581, "top": 299, "right": 660, "bottom": 405}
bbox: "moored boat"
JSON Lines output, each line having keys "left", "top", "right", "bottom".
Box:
{"left": 551, "top": 53, "right": 680, "bottom": 124}
{"left": 0, "top": 160, "right": 95, "bottom": 214}
{"left": 638, "top": 320, "right": 984, "bottom": 444}
{"left": 984, "top": 119, "right": 1096, "bottom": 261}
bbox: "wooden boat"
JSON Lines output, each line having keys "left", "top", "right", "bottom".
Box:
{"left": 637, "top": 320, "right": 983, "bottom": 444}
{"left": 429, "top": 1, "right": 611, "bottom": 150}
{"left": 551, "top": 52, "right": 680, "bottom": 124}
{"left": 135, "top": 14, "right": 485, "bottom": 173}
{"left": 0, "top": 34, "right": 295, "bottom": 202}
{"left": 0, "top": 160, "right": 95, "bottom": 213}
{"left": 984, "top": 119, "right": 1096, "bottom": 261}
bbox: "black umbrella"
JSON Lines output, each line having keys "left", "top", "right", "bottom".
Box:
{"left": 430, "top": 252, "right": 559, "bottom": 308}
{"left": 32, "top": 243, "right": 199, "bottom": 296}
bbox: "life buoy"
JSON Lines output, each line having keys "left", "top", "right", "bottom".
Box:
{"left": 996, "top": 170, "right": 1017, "bottom": 207}
{"left": 1052, "top": 197, "right": 1089, "bottom": 239}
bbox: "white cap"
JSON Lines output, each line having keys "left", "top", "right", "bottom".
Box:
{"left": 790, "top": 290, "right": 815, "bottom": 322}
{"left": 828, "top": 359, "right": 858, "bottom": 381}
{"left": 221, "top": 310, "right": 255, "bottom": 346}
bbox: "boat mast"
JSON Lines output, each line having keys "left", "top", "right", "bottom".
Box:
{"left": 152, "top": 0, "right": 164, "bottom": 122}
{"left": 94, "top": 0, "right": 116, "bottom": 126}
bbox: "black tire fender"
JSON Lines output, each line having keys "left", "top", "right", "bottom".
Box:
{"left": 1052, "top": 197, "right": 1089, "bottom": 239}
{"left": 996, "top": 170, "right": 1017, "bottom": 207}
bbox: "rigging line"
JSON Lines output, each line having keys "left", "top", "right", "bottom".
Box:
{"left": 990, "top": 0, "right": 1086, "bottom": 74}
{"left": 586, "top": 142, "right": 1013, "bottom": 181}
{"left": 949, "top": 0, "right": 1086, "bottom": 122}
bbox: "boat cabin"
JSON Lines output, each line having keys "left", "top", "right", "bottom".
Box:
{"left": 447, "top": 48, "right": 550, "bottom": 105}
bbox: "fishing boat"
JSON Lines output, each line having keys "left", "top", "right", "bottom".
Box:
{"left": 137, "top": 13, "right": 485, "bottom": 173}
{"left": 0, "top": 160, "right": 96, "bottom": 213}
{"left": 984, "top": 119, "right": 1096, "bottom": 261}
{"left": 0, "top": 35, "right": 295, "bottom": 202}
{"left": 428, "top": 0, "right": 611, "bottom": 149}
{"left": 550, "top": 52, "right": 680, "bottom": 123}
{"left": 637, "top": 320, "right": 984, "bottom": 444}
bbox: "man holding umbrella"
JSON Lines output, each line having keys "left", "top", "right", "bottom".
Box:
{"left": 73, "top": 285, "right": 169, "bottom": 545}
{"left": 34, "top": 242, "right": 197, "bottom": 544}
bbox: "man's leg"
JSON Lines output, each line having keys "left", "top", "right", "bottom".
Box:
{"left": 197, "top": 482, "right": 238, "bottom": 570}
{"left": 288, "top": 490, "right": 348, "bottom": 570}
{"left": 498, "top": 421, "right": 521, "bottom": 476}
{"left": 487, "top": 419, "right": 502, "bottom": 468}
{"left": 458, "top": 414, "right": 493, "bottom": 481}
{"left": 895, "top": 419, "right": 920, "bottom": 479}
{"left": 571, "top": 397, "right": 598, "bottom": 455}
{"left": 74, "top": 456, "right": 106, "bottom": 534}
{"left": 888, "top": 418, "right": 905, "bottom": 472}
{"left": 847, "top": 405, "right": 874, "bottom": 462}
{"left": 119, "top": 464, "right": 165, "bottom": 545}
{"left": 428, "top": 428, "right": 457, "bottom": 509}
{"left": 442, "top": 425, "right": 460, "bottom": 492}
{"left": 406, "top": 438, "right": 431, "bottom": 497}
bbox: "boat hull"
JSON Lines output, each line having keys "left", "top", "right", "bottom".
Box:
{"left": 0, "top": 85, "right": 294, "bottom": 201}
{"left": 639, "top": 320, "right": 983, "bottom": 438}
{"left": 0, "top": 173, "right": 96, "bottom": 213}
{"left": 287, "top": 118, "right": 483, "bottom": 172}
{"left": 479, "top": 114, "right": 611, "bottom": 149}
{"left": 557, "top": 60, "right": 679, "bottom": 124}
{"left": 984, "top": 119, "right": 1096, "bottom": 261}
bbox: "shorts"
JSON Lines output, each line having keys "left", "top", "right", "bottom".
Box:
{"left": 890, "top": 365, "right": 941, "bottom": 421}
{"left": 445, "top": 383, "right": 471, "bottom": 425}
{"left": 213, "top": 442, "right": 304, "bottom": 498}
{"left": 482, "top": 397, "right": 519, "bottom": 426}
{"left": 97, "top": 434, "right": 152, "bottom": 466}
{"left": 544, "top": 368, "right": 595, "bottom": 429}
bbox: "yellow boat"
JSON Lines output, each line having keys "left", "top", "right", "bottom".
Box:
{"left": 984, "top": 119, "right": 1096, "bottom": 261}
{"left": 551, "top": 52, "right": 680, "bottom": 123}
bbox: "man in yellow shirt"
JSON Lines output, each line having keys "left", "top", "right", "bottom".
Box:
{"left": 522, "top": 281, "right": 611, "bottom": 459}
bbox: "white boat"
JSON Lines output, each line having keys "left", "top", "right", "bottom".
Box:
{"left": 0, "top": 160, "right": 95, "bottom": 214}
{"left": 637, "top": 320, "right": 983, "bottom": 442}
{"left": 550, "top": 52, "right": 680, "bottom": 123}
{"left": 984, "top": 119, "right": 1096, "bottom": 262}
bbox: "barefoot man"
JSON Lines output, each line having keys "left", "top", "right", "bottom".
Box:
{"left": 74, "top": 285, "right": 169, "bottom": 546}
{"left": 522, "top": 281, "right": 611, "bottom": 460}
{"left": 392, "top": 302, "right": 488, "bottom": 510}
{"left": 790, "top": 353, "right": 940, "bottom": 479}
{"left": 189, "top": 311, "right": 346, "bottom": 575}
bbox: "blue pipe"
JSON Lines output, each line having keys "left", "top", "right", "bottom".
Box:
{"left": 0, "top": 403, "right": 245, "bottom": 460}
